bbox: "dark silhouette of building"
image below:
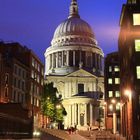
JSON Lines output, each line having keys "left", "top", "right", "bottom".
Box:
{"left": 119, "top": 0, "right": 140, "bottom": 139}
{"left": 104, "top": 52, "right": 120, "bottom": 133}
{"left": 0, "top": 41, "right": 44, "bottom": 130}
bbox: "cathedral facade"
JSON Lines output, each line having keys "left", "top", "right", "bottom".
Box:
{"left": 45, "top": 0, "right": 104, "bottom": 130}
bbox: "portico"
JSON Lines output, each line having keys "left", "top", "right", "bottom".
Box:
{"left": 63, "top": 97, "right": 99, "bottom": 130}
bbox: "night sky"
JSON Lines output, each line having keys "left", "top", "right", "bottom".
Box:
{"left": 0, "top": 0, "right": 126, "bottom": 63}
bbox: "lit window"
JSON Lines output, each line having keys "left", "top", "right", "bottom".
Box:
{"left": 136, "top": 66, "right": 140, "bottom": 79}
{"left": 109, "top": 66, "right": 112, "bottom": 72}
{"left": 128, "top": 0, "right": 136, "bottom": 4}
{"left": 116, "top": 104, "right": 120, "bottom": 110}
{"left": 115, "top": 78, "right": 120, "bottom": 84}
{"left": 108, "top": 91, "right": 113, "bottom": 97}
{"left": 32, "top": 58, "right": 35, "bottom": 67}
{"left": 37, "top": 99, "right": 40, "bottom": 107}
{"left": 31, "top": 70, "right": 34, "bottom": 78}
{"left": 38, "top": 64, "right": 40, "bottom": 72}
{"left": 108, "top": 78, "right": 112, "bottom": 84}
{"left": 135, "top": 40, "right": 140, "bottom": 52}
{"left": 115, "top": 91, "right": 120, "bottom": 97}
{"left": 114, "top": 66, "right": 119, "bottom": 72}
{"left": 133, "top": 14, "right": 140, "bottom": 25}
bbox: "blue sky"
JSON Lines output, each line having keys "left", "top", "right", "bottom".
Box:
{"left": 0, "top": 0, "right": 126, "bottom": 62}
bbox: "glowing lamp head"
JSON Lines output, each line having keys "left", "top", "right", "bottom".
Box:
{"left": 109, "top": 104, "right": 113, "bottom": 111}
{"left": 111, "top": 99, "right": 116, "bottom": 104}
{"left": 124, "top": 90, "right": 131, "bottom": 97}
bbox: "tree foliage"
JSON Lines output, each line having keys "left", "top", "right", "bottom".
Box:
{"left": 41, "top": 82, "right": 67, "bottom": 123}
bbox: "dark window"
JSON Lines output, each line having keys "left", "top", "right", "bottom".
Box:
{"left": 14, "top": 90, "right": 16, "bottom": 101}
{"left": 22, "top": 94, "right": 24, "bottom": 103}
{"left": 78, "top": 84, "right": 84, "bottom": 94}
{"left": 18, "top": 80, "right": 20, "bottom": 89}
{"left": 81, "top": 51, "right": 85, "bottom": 67}
{"left": 14, "top": 65, "right": 17, "bottom": 74}
{"left": 22, "top": 81, "right": 25, "bottom": 91}
{"left": 4, "top": 87, "right": 8, "bottom": 97}
{"left": 92, "top": 53, "right": 95, "bottom": 67}
{"left": 18, "top": 68, "right": 21, "bottom": 76}
{"left": 69, "top": 51, "right": 73, "bottom": 66}
{"left": 75, "top": 51, "right": 80, "bottom": 66}
{"left": 5, "top": 73, "right": 9, "bottom": 86}
{"left": 14, "top": 78, "right": 17, "bottom": 87}
{"left": 63, "top": 51, "right": 67, "bottom": 66}
{"left": 22, "top": 71, "right": 25, "bottom": 78}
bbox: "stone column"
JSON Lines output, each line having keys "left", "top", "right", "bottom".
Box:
{"left": 72, "top": 104, "right": 75, "bottom": 126}
{"left": 95, "top": 54, "right": 97, "bottom": 70}
{"left": 84, "top": 104, "right": 87, "bottom": 126}
{"left": 74, "top": 103, "right": 77, "bottom": 125}
{"left": 62, "top": 51, "right": 64, "bottom": 67}
{"left": 98, "top": 55, "right": 101, "bottom": 70}
{"left": 50, "top": 54, "right": 52, "bottom": 69}
{"left": 78, "top": 104, "right": 80, "bottom": 126}
{"left": 67, "top": 51, "right": 69, "bottom": 66}
{"left": 113, "top": 112, "right": 117, "bottom": 134}
{"left": 91, "top": 53, "right": 93, "bottom": 68}
{"left": 90, "top": 104, "right": 93, "bottom": 126}
{"left": 56, "top": 52, "right": 58, "bottom": 68}
{"left": 100, "top": 56, "right": 103, "bottom": 72}
{"left": 79, "top": 51, "right": 81, "bottom": 62}
{"left": 52, "top": 53, "right": 54, "bottom": 69}
{"left": 73, "top": 51, "right": 75, "bottom": 66}
{"left": 69, "top": 105, "right": 72, "bottom": 126}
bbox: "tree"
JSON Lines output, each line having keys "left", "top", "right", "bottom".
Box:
{"left": 41, "top": 82, "right": 67, "bottom": 125}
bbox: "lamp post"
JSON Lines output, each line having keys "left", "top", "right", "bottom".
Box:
{"left": 110, "top": 99, "right": 117, "bottom": 134}
{"left": 103, "top": 102, "right": 107, "bottom": 130}
{"left": 31, "top": 77, "right": 36, "bottom": 137}
{"left": 123, "top": 89, "right": 132, "bottom": 138}
{"left": 56, "top": 103, "right": 62, "bottom": 129}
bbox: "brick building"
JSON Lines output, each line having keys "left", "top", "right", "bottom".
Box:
{"left": 119, "top": 0, "right": 140, "bottom": 139}
{"left": 0, "top": 41, "right": 44, "bottom": 129}
{"left": 104, "top": 52, "right": 120, "bottom": 133}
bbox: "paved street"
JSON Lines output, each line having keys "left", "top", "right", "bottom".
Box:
{"left": 0, "top": 129, "right": 125, "bottom": 140}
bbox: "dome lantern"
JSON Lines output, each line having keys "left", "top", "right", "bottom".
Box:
{"left": 69, "top": 0, "right": 80, "bottom": 19}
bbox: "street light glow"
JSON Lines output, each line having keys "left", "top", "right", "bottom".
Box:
{"left": 111, "top": 99, "right": 116, "bottom": 104}
{"left": 104, "top": 102, "right": 107, "bottom": 105}
{"left": 117, "top": 102, "right": 121, "bottom": 106}
{"left": 109, "top": 104, "right": 113, "bottom": 111}
{"left": 124, "top": 90, "right": 131, "bottom": 97}
{"left": 56, "top": 104, "right": 61, "bottom": 109}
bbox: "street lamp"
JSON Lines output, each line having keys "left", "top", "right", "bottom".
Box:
{"left": 31, "top": 77, "right": 36, "bottom": 137}
{"left": 56, "top": 103, "right": 62, "bottom": 129}
{"left": 110, "top": 99, "right": 117, "bottom": 134}
{"left": 124, "top": 89, "right": 132, "bottom": 101}
{"left": 103, "top": 102, "right": 107, "bottom": 130}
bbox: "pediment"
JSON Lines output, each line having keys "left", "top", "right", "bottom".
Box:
{"left": 65, "top": 69, "right": 97, "bottom": 78}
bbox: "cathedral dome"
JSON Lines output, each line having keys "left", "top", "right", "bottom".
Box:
{"left": 45, "top": 0, "right": 104, "bottom": 76}
{"left": 51, "top": 0, "right": 97, "bottom": 47}
{"left": 53, "top": 17, "right": 94, "bottom": 39}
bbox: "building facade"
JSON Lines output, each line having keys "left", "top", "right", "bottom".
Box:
{"left": 0, "top": 42, "right": 44, "bottom": 129}
{"left": 119, "top": 0, "right": 140, "bottom": 139}
{"left": 104, "top": 52, "right": 120, "bottom": 133}
{"left": 45, "top": 0, "right": 104, "bottom": 130}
